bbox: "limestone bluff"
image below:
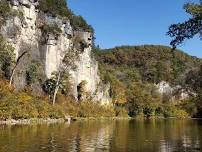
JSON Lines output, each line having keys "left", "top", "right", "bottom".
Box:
{"left": 0, "top": 0, "right": 112, "bottom": 104}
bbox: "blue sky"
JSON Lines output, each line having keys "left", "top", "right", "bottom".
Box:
{"left": 68, "top": 0, "right": 201, "bottom": 57}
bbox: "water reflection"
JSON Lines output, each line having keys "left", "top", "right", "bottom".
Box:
{"left": 0, "top": 119, "right": 202, "bottom": 152}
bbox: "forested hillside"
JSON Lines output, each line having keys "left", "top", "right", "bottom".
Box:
{"left": 95, "top": 45, "right": 202, "bottom": 118}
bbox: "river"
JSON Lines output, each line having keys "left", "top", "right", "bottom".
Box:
{"left": 0, "top": 119, "right": 202, "bottom": 152}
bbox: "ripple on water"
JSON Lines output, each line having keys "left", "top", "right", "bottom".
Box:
{"left": 0, "top": 119, "right": 202, "bottom": 152}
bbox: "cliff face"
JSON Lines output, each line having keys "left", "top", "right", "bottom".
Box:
{"left": 1, "top": 0, "right": 112, "bottom": 104}
{"left": 155, "top": 81, "right": 196, "bottom": 104}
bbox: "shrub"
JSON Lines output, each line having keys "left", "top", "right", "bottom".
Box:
{"left": 127, "top": 102, "right": 143, "bottom": 117}
{"left": 0, "top": 0, "right": 11, "bottom": 18}
{"left": 38, "top": 0, "right": 73, "bottom": 18}
{"left": 48, "top": 105, "right": 65, "bottom": 119}
{"left": 163, "top": 105, "right": 189, "bottom": 118}
{"left": 155, "top": 106, "right": 164, "bottom": 116}
{"left": 78, "top": 101, "right": 115, "bottom": 117}
{"left": 143, "top": 105, "right": 155, "bottom": 117}
{"left": 26, "top": 61, "right": 44, "bottom": 85}
{"left": 33, "top": 99, "right": 51, "bottom": 118}
{"left": 0, "top": 81, "right": 66, "bottom": 120}
{"left": 6, "top": 93, "right": 38, "bottom": 119}
{"left": 38, "top": 0, "right": 93, "bottom": 33}
{"left": 172, "top": 108, "right": 189, "bottom": 118}
{"left": 62, "top": 100, "right": 80, "bottom": 117}
{"left": 73, "top": 35, "right": 89, "bottom": 52}
{"left": 41, "top": 24, "right": 62, "bottom": 36}
{"left": 70, "top": 15, "right": 94, "bottom": 32}
{"left": 0, "top": 100, "right": 12, "bottom": 120}
{"left": 0, "top": 35, "right": 15, "bottom": 79}
{"left": 114, "top": 106, "right": 129, "bottom": 117}
{"left": 180, "top": 99, "right": 198, "bottom": 117}
{"left": 12, "top": 103, "right": 39, "bottom": 119}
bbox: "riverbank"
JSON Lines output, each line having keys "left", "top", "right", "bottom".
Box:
{"left": 1, "top": 116, "right": 196, "bottom": 125}
{"left": 0, "top": 118, "right": 66, "bottom": 125}
{"left": 0, "top": 117, "right": 134, "bottom": 125}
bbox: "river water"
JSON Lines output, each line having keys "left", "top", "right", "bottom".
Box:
{"left": 0, "top": 119, "right": 202, "bottom": 152}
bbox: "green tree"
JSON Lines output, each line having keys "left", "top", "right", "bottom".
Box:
{"left": 26, "top": 61, "right": 44, "bottom": 85}
{"left": 38, "top": 0, "right": 73, "bottom": 17}
{"left": 43, "top": 72, "right": 70, "bottom": 102}
{"left": 9, "top": 51, "right": 28, "bottom": 87}
{"left": 167, "top": 0, "right": 202, "bottom": 48}
{"left": 43, "top": 49, "right": 79, "bottom": 105}
{"left": 0, "top": 35, "right": 15, "bottom": 79}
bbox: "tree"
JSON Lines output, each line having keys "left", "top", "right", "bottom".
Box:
{"left": 0, "top": 35, "right": 27, "bottom": 88}
{"left": 9, "top": 51, "right": 27, "bottom": 87}
{"left": 9, "top": 35, "right": 37, "bottom": 87}
{"left": 167, "top": 0, "right": 202, "bottom": 48}
{"left": 43, "top": 71, "right": 70, "bottom": 104}
{"left": 0, "top": 35, "right": 15, "bottom": 79}
{"left": 26, "top": 61, "right": 44, "bottom": 85}
{"left": 52, "top": 70, "right": 62, "bottom": 105}
{"left": 44, "top": 48, "right": 79, "bottom": 105}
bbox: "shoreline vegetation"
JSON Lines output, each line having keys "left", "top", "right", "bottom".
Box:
{"left": 0, "top": 80, "right": 193, "bottom": 122}
{"left": 0, "top": 117, "right": 201, "bottom": 125}
{"left": 0, "top": 118, "right": 66, "bottom": 125}
{"left": 0, "top": 77, "right": 195, "bottom": 125}
{"left": 0, "top": 117, "right": 130, "bottom": 125}
{"left": 0, "top": 116, "right": 197, "bottom": 125}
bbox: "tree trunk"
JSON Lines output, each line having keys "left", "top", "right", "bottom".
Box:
{"left": 9, "top": 64, "right": 17, "bottom": 88}
{"left": 9, "top": 51, "right": 27, "bottom": 88}
{"left": 53, "top": 71, "right": 61, "bottom": 105}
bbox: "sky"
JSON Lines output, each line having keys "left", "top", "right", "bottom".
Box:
{"left": 68, "top": 0, "right": 202, "bottom": 58}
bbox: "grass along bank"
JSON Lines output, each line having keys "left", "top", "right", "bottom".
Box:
{"left": 0, "top": 80, "right": 118, "bottom": 121}
{"left": 0, "top": 80, "right": 190, "bottom": 122}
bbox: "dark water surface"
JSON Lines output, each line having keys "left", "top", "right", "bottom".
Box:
{"left": 0, "top": 119, "right": 202, "bottom": 152}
